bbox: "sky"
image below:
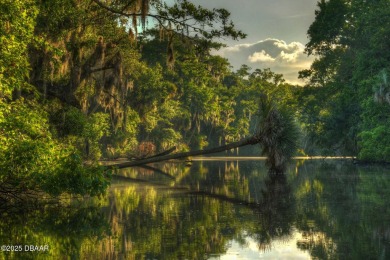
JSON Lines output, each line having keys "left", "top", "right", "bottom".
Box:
{"left": 189, "top": 0, "right": 320, "bottom": 84}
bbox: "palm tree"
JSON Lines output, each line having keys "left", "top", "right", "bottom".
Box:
{"left": 256, "top": 94, "right": 300, "bottom": 174}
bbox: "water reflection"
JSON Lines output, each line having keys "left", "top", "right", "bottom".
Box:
{"left": 0, "top": 205, "right": 110, "bottom": 259}
{"left": 1, "top": 160, "right": 389, "bottom": 259}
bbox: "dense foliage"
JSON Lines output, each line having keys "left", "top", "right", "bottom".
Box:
{"left": 2, "top": 0, "right": 388, "bottom": 204}
{"left": 1, "top": 0, "right": 301, "bottom": 204}
{"left": 0, "top": 0, "right": 111, "bottom": 204}
{"left": 298, "top": 0, "right": 390, "bottom": 161}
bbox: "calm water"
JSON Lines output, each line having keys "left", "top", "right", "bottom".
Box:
{"left": 1, "top": 159, "right": 389, "bottom": 259}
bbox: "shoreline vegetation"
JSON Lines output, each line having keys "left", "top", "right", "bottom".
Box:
{"left": 1, "top": 0, "right": 389, "bottom": 205}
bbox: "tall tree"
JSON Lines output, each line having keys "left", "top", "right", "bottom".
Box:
{"left": 299, "top": 0, "right": 390, "bottom": 160}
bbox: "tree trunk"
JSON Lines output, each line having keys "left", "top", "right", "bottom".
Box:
{"left": 107, "top": 135, "right": 261, "bottom": 169}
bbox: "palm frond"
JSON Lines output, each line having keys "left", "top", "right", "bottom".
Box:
{"left": 256, "top": 96, "right": 300, "bottom": 174}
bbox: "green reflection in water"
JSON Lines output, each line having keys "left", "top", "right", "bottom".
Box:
{"left": 293, "top": 161, "right": 390, "bottom": 260}
{"left": 0, "top": 204, "right": 110, "bottom": 259}
{"left": 1, "top": 160, "right": 389, "bottom": 259}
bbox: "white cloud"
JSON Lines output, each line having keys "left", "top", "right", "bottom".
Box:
{"left": 213, "top": 38, "right": 314, "bottom": 85}
{"left": 225, "top": 43, "right": 254, "bottom": 52}
{"left": 280, "top": 50, "right": 299, "bottom": 62}
{"left": 273, "top": 40, "right": 304, "bottom": 52}
{"left": 248, "top": 50, "right": 275, "bottom": 62}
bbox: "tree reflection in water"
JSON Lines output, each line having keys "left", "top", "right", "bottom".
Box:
{"left": 87, "top": 168, "right": 297, "bottom": 259}
{"left": 1, "top": 160, "right": 389, "bottom": 259}
{"left": 0, "top": 205, "right": 110, "bottom": 259}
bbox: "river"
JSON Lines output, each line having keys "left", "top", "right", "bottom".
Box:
{"left": 1, "top": 159, "right": 389, "bottom": 259}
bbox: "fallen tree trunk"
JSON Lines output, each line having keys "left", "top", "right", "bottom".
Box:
{"left": 107, "top": 135, "right": 261, "bottom": 169}
{"left": 147, "top": 146, "right": 176, "bottom": 159}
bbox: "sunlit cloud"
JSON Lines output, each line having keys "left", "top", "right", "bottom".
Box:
{"left": 214, "top": 38, "right": 314, "bottom": 85}
{"left": 273, "top": 40, "right": 303, "bottom": 52}
{"left": 280, "top": 51, "right": 299, "bottom": 62}
{"left": 248, "top": 50, "right": 275, "bottom": 62}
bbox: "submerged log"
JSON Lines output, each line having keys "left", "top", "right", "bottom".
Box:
{"left": 107, "top": 135, "right": 261, "bottom": 169}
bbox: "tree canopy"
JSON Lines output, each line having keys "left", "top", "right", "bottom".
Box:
{"left": 2, "top": 0, "right": 388, "bottom": 205}
{"left": 298, "top": 0, "right": 390, "bottom": 161}
{"left": 1, "top": 0, "right": 302, "bottom": 204}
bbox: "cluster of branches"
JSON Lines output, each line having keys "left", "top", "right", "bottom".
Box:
{"left": 91, "top": 0, "right": 246, "bottom": 40}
